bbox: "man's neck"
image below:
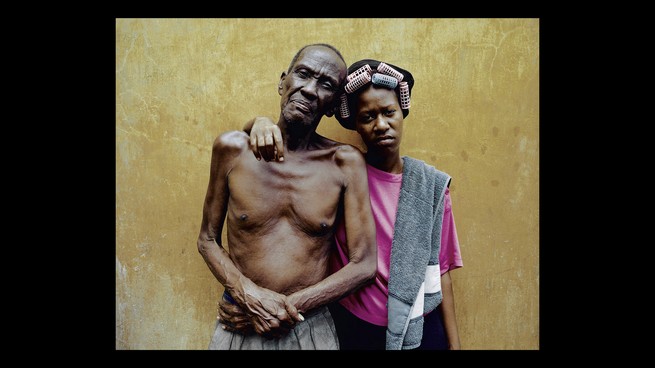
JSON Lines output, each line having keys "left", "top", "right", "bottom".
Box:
{"left": 277, "top": 117, "right": 318, "bottom": 151}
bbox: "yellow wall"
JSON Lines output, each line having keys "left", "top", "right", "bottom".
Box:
{"left": 116, "top": 18, "right": 539, "bottom": 350}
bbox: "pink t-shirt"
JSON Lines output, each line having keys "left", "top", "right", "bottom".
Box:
{"left": 329, "top": 163, "right": 463, "bottom": 326}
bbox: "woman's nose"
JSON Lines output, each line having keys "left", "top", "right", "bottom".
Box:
{"left": 373, "top": 117, "right": 389, "bottom": 132}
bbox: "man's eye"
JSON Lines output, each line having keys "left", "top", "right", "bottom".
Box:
{"left": 321, "top": 81, "right": 334, "bottom": 89}
{"left": 296, "top": 70, "right": 309, "bottom": 78}
{"left": 385, "top": 110, "right": 396, "bottom": 116}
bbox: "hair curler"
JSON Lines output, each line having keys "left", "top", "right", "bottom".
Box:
{"left": 399, "top": 81, "right": 410, "bottom": 109}
{"left": 345, "top": 72, "right": 372, "bottom": 94}
{"left": 371, "top": 73, "right": 398, "bottom": 89}
{"left": 338, "top": 94, "right": 350, "bottom": 119}
{"left": 377, "top": 62, "right": 404, "bottom": 82}
{"left": 347, "top": 64, "right": 372, "bottom": 82}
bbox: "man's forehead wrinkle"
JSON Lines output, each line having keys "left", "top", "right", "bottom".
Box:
{"left": 293, "top": 61, "right": 342, "bottom": 85}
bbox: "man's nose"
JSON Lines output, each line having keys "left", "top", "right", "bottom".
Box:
{"left": 300, "top": 79, "right": 318, "bottom": 99}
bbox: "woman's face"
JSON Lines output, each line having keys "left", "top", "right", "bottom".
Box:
{"left": 354, "top": 85, "right": 404, "bottom": 155}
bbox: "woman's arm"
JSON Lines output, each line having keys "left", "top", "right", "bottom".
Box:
{"left": 242, "top": 116, "right": 284, "bottom": 162}
{"left": 440, "top": 271, "right": 461, "bottom": 350}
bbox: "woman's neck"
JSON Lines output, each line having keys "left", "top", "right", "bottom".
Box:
{"left": 365, "top": 151, "right": 403, "bottom": 174}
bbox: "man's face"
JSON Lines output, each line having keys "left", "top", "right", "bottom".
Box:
{"left": 279, "top": 46, "right": 346, "bottom": 127}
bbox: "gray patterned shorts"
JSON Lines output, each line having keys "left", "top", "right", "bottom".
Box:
{"left": 209, "top": 305, "right": 339, "bottom": 350}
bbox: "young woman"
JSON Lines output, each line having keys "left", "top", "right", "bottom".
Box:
{"left": 220, "top": 59, "right": 463, "bottom": 350}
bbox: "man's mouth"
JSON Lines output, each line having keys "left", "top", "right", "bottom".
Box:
{"left": 291, "top": 100, "right": 312, "bottom": 114}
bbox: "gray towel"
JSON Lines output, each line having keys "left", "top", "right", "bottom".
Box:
{"left": 386, "top": 156, "right": 451, "bottom": 349}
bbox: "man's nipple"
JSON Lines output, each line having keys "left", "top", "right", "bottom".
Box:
{"left": 240, "top": 214, "right": 248, "bottom": 221}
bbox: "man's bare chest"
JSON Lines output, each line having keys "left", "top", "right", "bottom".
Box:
{"left": 227, "top": 159, "right": 344, "bottom": 234}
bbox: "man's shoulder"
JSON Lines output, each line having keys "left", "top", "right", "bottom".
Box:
{"left": 333, "top": 144, "right": 365, "bottom": 170}
{"left": 212, "top": 130, "right": 249, "bottom": 154}
{"left": 310, "top": 133, "right": 365, "bottom": 168}
{"left": 312, "top": 133, "right": 345, "bottom": 149}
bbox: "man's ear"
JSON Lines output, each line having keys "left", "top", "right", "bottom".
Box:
{"left": 278, "top": 71, "right": 287, "bottom": 96}
{"left": 325, "top": 93, "right": 343, "bottom": 117}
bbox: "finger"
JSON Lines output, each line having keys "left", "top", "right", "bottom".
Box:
{"left": 285, "top": 303, "right": 304, "bottom": 323}
{"left": 219, "top": 300, "right": 244, "bottom": 314}
{"left": 255, "top": 314, "right": 284, "bottom": 336}
{"left": 262, "top": 317, "right": 287, "bottom": 339}
{"left": 221, "top": 320, "right": 252, "bottom": 334}
{"left": 272, "top": 126, "right": 284, "bottom": 162}
{"left": 220, "top": 312, "right": 249, "bottom": 326}
{"left": 269, "top": 317, "right": 282, "bottom": 329}
{"left": 217, "top": 308, "right": 235, "bottom": 323}
{"left": 221, "top": 322, "right": 249, "bottom": 334}
{"left": 218, "top": 300, "right": 245, "bottom": 318}
{"left": 250, "top": 135, "right": 261, "bottom": 161}
{"left": 252, "top": 319, "right": 271, "bottom": 336}
{"left": 217, "top": 303, "right": 254, "bottom": 333}
{"left": 263, "top": 133, "right": 275, "bottom": 162}
{"left": 225, "top": 316, "right": 251, "bottom": 327}
{"left": 256, "top": 134, "right": 271, "bottom": 162}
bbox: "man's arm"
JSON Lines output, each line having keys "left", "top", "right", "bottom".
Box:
{"left": 287, "top": 145, "right": 377, "bottom": 313}
{"left": 197, "top": 131, "right": 302, "bottom": 335}
{"left": 440, "top": 271, "right": 462, "bottom": 349}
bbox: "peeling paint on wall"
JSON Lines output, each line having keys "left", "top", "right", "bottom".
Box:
{"left": 116, "top": 18, "right": 539, "bottom": 350}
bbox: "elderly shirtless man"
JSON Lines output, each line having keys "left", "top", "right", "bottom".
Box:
{"left": 197, "top": 44, "right": 377, "bottom": 350}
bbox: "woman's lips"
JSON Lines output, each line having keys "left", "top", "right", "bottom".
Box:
{"left": 376, "top": 136, "right": 395, "bottom": 146}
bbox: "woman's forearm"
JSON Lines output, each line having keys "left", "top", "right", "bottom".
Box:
{"left": 440, "top": 271, "right": 461, "bottom": 349}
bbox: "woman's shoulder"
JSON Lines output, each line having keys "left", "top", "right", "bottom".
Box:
{"left": 403, "top": 156, "right": 451, "bottom": 179}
